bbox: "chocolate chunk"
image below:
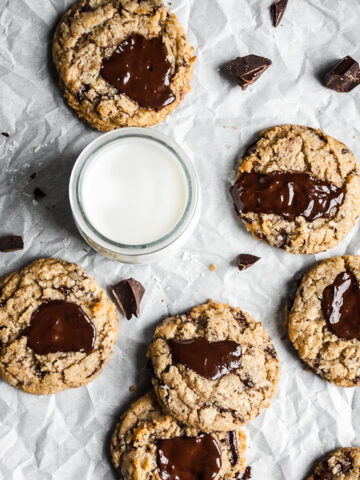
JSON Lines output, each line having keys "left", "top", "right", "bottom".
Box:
{"left": 77, "top": 84, "right": 90, "bottom": 101}
{"left": 101, "top": 34, "right": 175, "bottom": 110}
{"left": 30, "top": 172, "right": 37, "bottom": 180}
{"left": 157, "top": 434, "right": 221, "bottom": 480}
{"left": 323, "top": 56, "right": 360, "bottom": 92}
{"left": 225, "top": 55, "right": 272, "bottom": 90}
{"left": 168, "top": 337, "right": 242, "bottom": 380}
{"left": 1, "top": 132, "right": 9, "bottom": 137}
{"left": 270, "top": 0, "right": 288, "bottom": 27}
{"left": 27, "top": 300, "right": 96, "bottom": 355}
{"left": 111, "top": 278, "right": 145, "bottom": 320}
{"left": 241, "top": 467, "right": 252, "bottom": 480}
{"left": 0, "top": 235, "right": 24, "bottom": 252}
{"left": 33, "top": 187, "right": 46, "bottom": 201}
{"left": 227, "top": 431, "right": 239, "bottom": 466}
{"left": 230, "top": 171, "right": 344, "bottom": 222}
{"left": 321, "top": 271, "right": 360, "bottom": 340}
{"left": 236, "top": 254, "right": 260, "bottom": 271}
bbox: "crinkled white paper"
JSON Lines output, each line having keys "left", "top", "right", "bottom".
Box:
{"left": 1, "top": 0, "right": 360, "bottom": 478}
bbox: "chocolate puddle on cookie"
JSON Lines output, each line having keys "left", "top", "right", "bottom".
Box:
{"left": 27, "top": 300, "right": 95, "bottom": 355}
{"left": 321, "top": 271, "right": 360, "bottom": 340}
{"left": 230, "top": 171, "right": 344, "bottom": 222}
{"left": 101, "top": 34, "right": 175, "bottom": 110}
{"left": 157, "top": 434, "right": 221, "bottom": 480}
{"left": 168, "top": 337, "right": 242, "bottom": 380}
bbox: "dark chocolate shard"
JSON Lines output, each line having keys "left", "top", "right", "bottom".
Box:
{"left": 225, "top": 55, "right": 272, "bottom": 90}
{"left": 30, "top": 172, "right": 37, "bottom": 180}
{"left": 270, "top": 0, "right": 288, "bottom": 27}
{"left": 236, "top": 254, "right": 260, "bottom": 271}
{"left": 111, "top": 278, "right": 145, "bottom": 320}
{"left": 0, "top": 235, "right": 24, "bottom": 252}
{"left": 240, "top": 467, "right": 252, "bottom": 479}
{"left": 1, "top": 132, "right": 9, "bottom": 138}
{"left": 323, "top": 56, "right": 360, "bottom": 92}
{"left": 33, "top": 187, "right": 46, "bottom": 201}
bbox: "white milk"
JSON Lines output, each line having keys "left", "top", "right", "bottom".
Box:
{"left": 80, "top": 137, "right": 189, "bottom": 245}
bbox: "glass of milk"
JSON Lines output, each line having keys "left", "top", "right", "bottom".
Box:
{"left": 69, "top": 128, "right": 201, "bottom": 264}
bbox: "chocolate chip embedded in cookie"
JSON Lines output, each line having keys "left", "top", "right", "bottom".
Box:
{"left": 53, "top": 0, "right": 195, "bottom": 131}
{"left": 230, "top": 125, "right": 360, "bottom": 255}
{"left": 0, "top": 258, "right": 118, "bottom": 394}
{"left": 111, "top": 392, "right": 247, "bottom": 480}
{"left": 147, "top": 301, "right": 280, "bottom": 432}
{"left": 307, "top": 447, "right": 360, "bottom": 479}
{"left": 286, "top": 256, "right": 360, "bottom": 387}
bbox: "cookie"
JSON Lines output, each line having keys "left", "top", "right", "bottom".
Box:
{"left": 286, "top": 255, "right": 360, "bottom": 387}
{"left": 147, "top": 301, "right": 280, "bottom": 432}
{"left": 230, "top": 125, "right": 360, "bottom": 254}
{"left": 0, "top": 258, "right": 118, "bottom": 394}
{"left": 53, "top": 0, "right": 195, "bottom": 130}
{"left": 111, "top": 391, "right": 247, "bottom": 479}
{"left": 308, "top": 447, "right": 360, "bottom": 479}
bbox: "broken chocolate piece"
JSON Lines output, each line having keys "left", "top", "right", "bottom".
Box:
{"left": 0, "top": 235, "right": 24, "bottom": 252}
{"left": 323, "top": 56, "right": 360, "bottom": 92}
{"left": 225, "top": 55, "right": 272, "bottom": 90}
{"left": 241, "top": 467, "right": 252, "bottom": 480}
{"left": 30, "top": 172, "right": 37, "bottom": 180}
{"left": 236, "top": 254, "right": 260, "bottom": 271}
{"left": 1, "top": 132, "right": 9, "bottom": 138}
{"left": 33, "top": 187, "right": 46, "bottom": 201}
{"left": 270, "top": 0, "right": 288, "bottom": 27}
{"left": 111, "top": 278, "right": 145, "bottom": 320}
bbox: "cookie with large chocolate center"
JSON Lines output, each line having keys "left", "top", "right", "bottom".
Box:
{"left": 286, "top": 255, "right": 360, "bottom": 387}
{"left": 230, "top": 125, "right": 360, "bottom": 254}
{"left": 147, "top": 301, "right": 280, "bottom": 432}
{"left": 307, "top": 447, "right": 360, "bottom": 479}
{"left": 0, "top": 258, "right": 118, "bottom": 394}
{"left": 53, "top": 0, "right": 195, "bottom": 130}
{"left": 111, "top": 392, "right": 247, "bottom": 480}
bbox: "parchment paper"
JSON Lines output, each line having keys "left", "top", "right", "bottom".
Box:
{"left": 1, "top": 0, "right": 360, "bottom": 478}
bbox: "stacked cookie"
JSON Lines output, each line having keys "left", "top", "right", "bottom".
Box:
{"left": 111, "top": 301, "right": 280, "bottom": 479}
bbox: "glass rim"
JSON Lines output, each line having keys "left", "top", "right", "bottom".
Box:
{"left": 69, "top": 128, "right": 200, "bottom": 256}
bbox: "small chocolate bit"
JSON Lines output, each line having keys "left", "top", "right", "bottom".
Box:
{"left": 241, "top": 467, "right": 252, "bottom": 480}
{"left": 270, "top": 0, "right": 288, "bottom": 27}
{"left": 33, "top": 187, "right": 46, "bottom": 201}
{"left": 77, "top": 84, "right": 90, "bottom": 101}
{"left": 236, "top": 254, "right": 260, "bottom": 271}
{"left": 1, "top": 132, "right": 9, "bottom": 138}
{"left": 111, "top": 278, "right": 145, "bottom": 320}
{"left": 323, "top": 56, "right": 360, "bottom": 93}
{"left": 228, "top": 431, "right": 239, "bottom": 466}
{"left": 0, "top": 235, "right": 24, "bottom": 252}
{"left": 225, "top": 55, "right": 272, "bottom": 90}
{"left": 30, "top": 172, "right": 37, "bottom": 180}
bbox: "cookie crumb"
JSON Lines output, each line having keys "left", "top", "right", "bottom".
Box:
{"left": 129, "top": 385, "right": 136, "bottom": 392}
{"left": 209, "top": 264, "right": 216, "bottom": 271}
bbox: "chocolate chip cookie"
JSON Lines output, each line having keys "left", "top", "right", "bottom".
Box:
{"left": 286, "top": 256, "right": 360, "bottom": 387}
{"left": 53, "top": 0, "right": 195, "bottom": 130}
{"left": 308, "top": 447, "right": 360, "bottom": 479}
{"left": 0, "top": 258, "right": 118, "bottom": 394}
{"left": 147, "top": 301, "right": 280, "bottom": 432}
{"left": 230, "top": 125, "right": 360, "bottom": 254}
{"left": 111, "top": 391, "right": 247, "bottom": 479}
